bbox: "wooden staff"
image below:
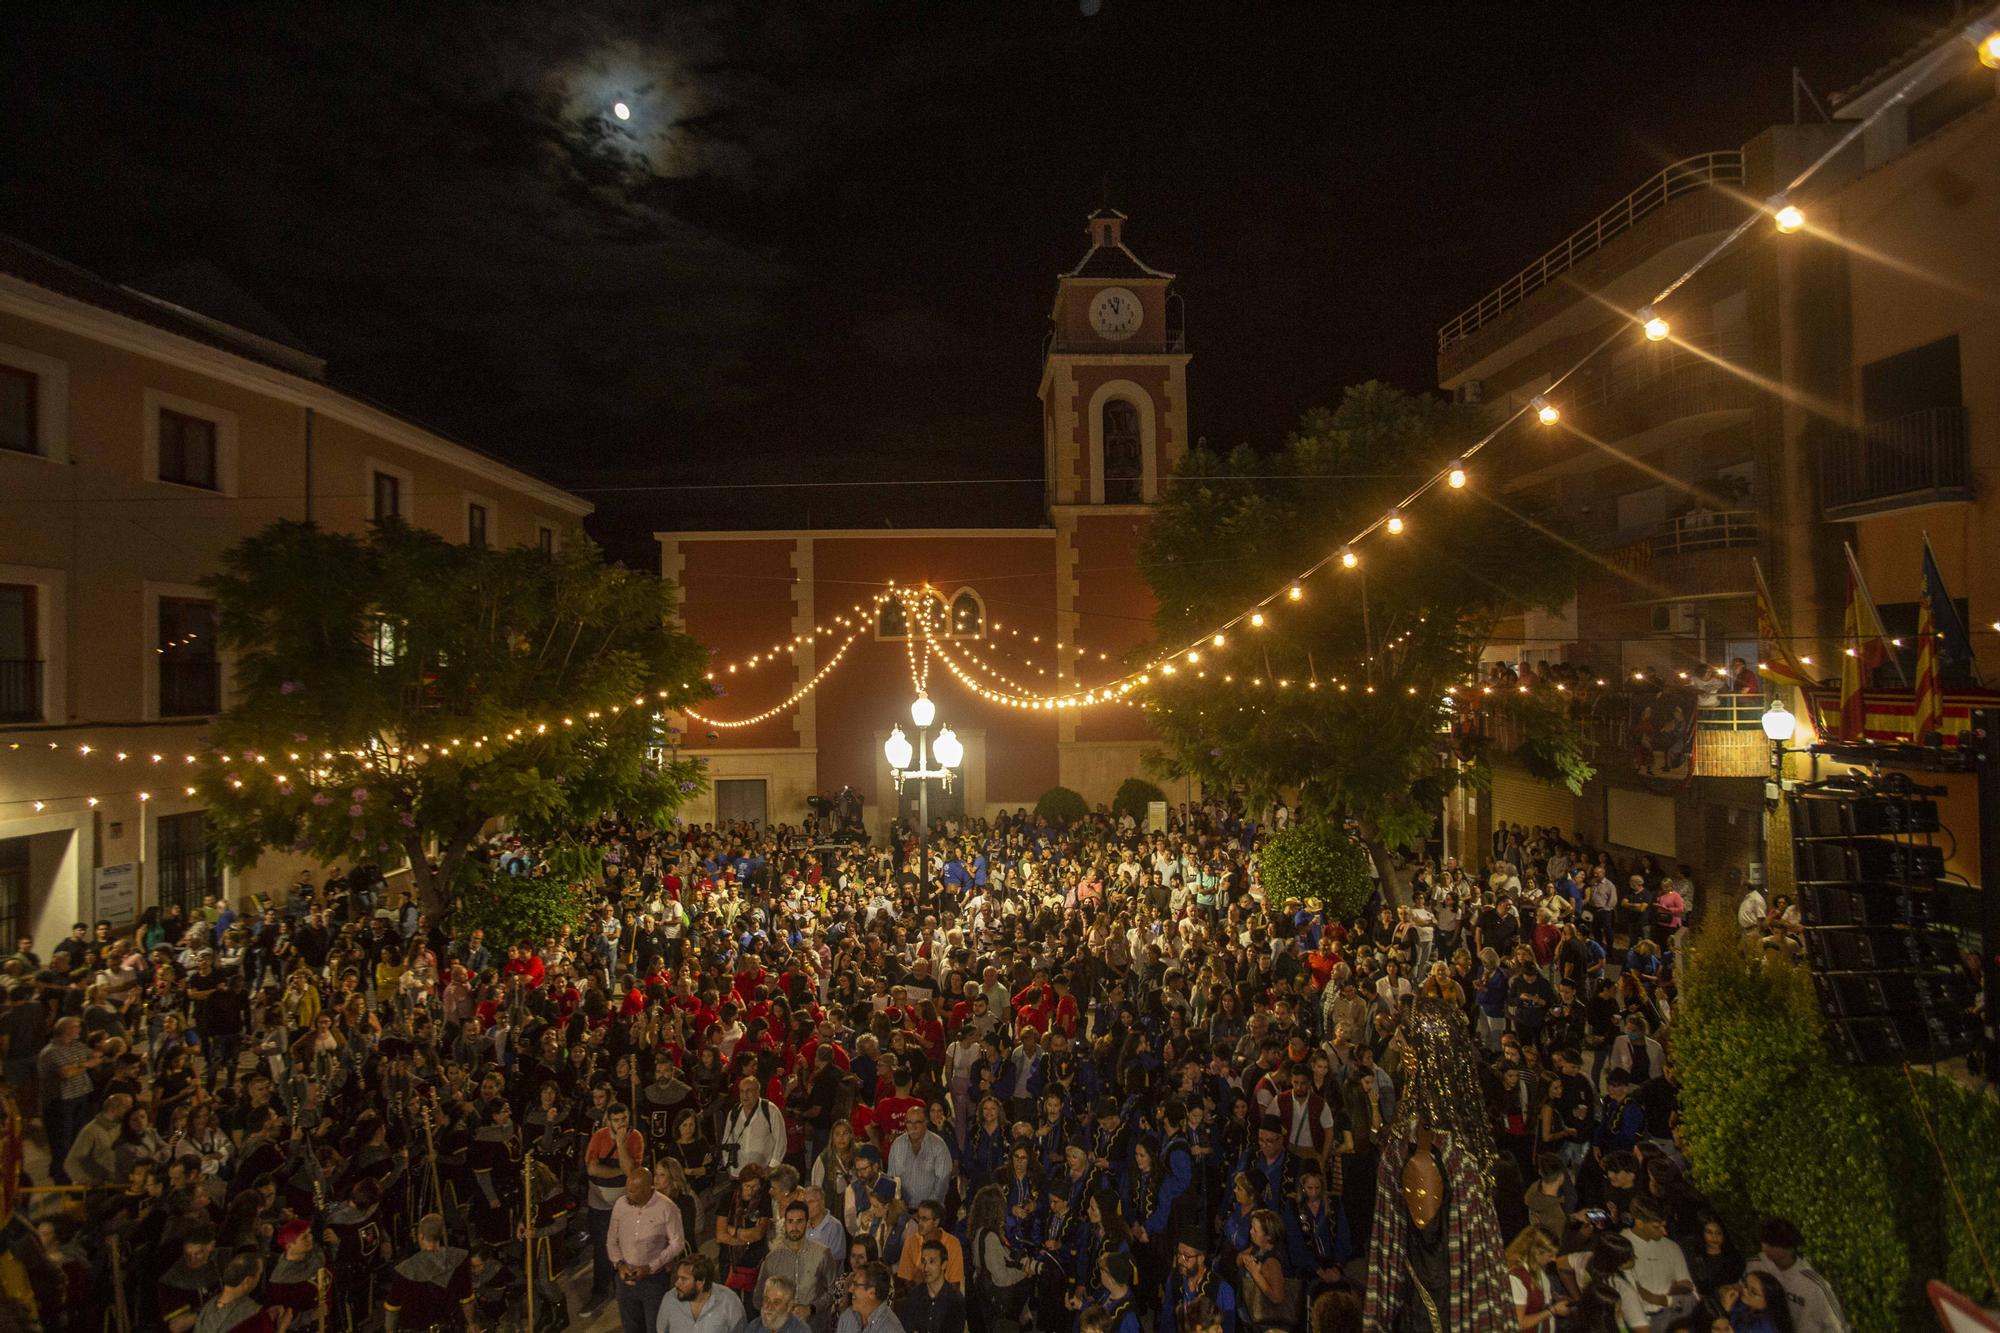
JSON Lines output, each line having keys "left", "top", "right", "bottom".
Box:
{"left": 521, "top": 1148, "right": 535, "bottom": 1333}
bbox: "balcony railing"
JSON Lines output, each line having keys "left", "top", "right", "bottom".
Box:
{"left": 1822, "top": 407, "right": 1972, "bottom": 517}
{"left": 159, "top": 659, "right": 221, "bottom": 717}
{"left": 1438, "top": 152, "right": 1745, "bottom": 355}
{"left": 1044, "top": 328, "right": 1187, "bottom": 358}
{"left": 1649, "top": 509, "right": 1759, "bottom": 557}
{"left": 0, "top": 659, "right": 41, "bottom": 722}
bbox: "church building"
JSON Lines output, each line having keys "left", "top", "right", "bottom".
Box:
{"left": 659, "top": 208, "right": 1190, "bottom": 831}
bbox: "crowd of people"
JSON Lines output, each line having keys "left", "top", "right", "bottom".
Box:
{"left": 1, "top": 796, "right": 1852, "bottom": 1333}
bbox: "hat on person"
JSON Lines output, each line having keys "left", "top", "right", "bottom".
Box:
{"left": 276, "top": 1219, "right": 312, "bottom": 1248}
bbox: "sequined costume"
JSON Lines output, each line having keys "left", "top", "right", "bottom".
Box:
{"left": 1360, "top": 998, "right": 1510, "bottom": 1333}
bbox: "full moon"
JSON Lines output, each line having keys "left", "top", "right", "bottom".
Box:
{"left": 612, "top": 100, "right": 631, "bottom": 121}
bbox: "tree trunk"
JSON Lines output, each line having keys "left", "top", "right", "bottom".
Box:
{"left": 1357, "top": 824, "right": 1410, "bottom": 908}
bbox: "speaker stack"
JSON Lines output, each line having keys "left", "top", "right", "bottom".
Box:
{"left": 1788, "top": 773, "right": 1980, "bottom": 1065}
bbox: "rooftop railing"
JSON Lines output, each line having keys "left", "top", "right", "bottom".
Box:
{"left": 1437, "top": 152, "right": 1745, "bottom": 355}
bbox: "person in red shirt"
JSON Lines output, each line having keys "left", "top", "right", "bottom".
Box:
{"left": 502, "top": 941, "right": 545, "bottom": 989}
{"left": 870, "top": 1066, "right": 925, "bottom": 1151}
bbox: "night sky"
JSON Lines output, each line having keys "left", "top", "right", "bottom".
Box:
{"left": 0, "top": 1, "right": 1949, "bottom": 560}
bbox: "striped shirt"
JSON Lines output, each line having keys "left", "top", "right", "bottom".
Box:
{"left": 36, "top": 1039, "right": 92, "bottom": 1102}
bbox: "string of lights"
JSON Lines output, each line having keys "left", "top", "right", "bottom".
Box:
{"left": 683, "top": 625, "right": 867, "bottom": 730}
{"left": 699, "top": 590, "right": 895, "bottom": 682}
{"left": 886, "top": 20, "right": 2000, "bottom": 715}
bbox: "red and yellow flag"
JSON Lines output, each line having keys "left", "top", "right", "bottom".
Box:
{"left": 1751, "top": 558, "right": 1816, "bottom": 689}
{"left": 1839, "top": 544, "right": 1896, "bottom": 740}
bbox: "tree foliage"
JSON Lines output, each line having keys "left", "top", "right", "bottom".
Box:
{"left": 1111, "top": 777, "right": 1166, "bottom": 822}
{"left": 1675, "top": 913, "right": 2000, "bottom": 1328}
{"left": 196, "top": 520, "right": 710, "bottom": 917}
{"left": 1138, "top": 383, "right": 1589, "bottom": 901}
{"left": 1034, "top": 786, "right": 1088, "bottom": 825}
{"left": 1257, "top": 818, "right": 1374, "bottom": 922}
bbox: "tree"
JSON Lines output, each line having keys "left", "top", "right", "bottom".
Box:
{"left": 1258, "top": 819, "right": 1374, "bottom": 922}
{"left": 196, "top": 520, "right": 710, "bottom": 918}
{"left": 1111, "top": 777, "right": 1166, "bottom": 822}
{"left": 1138, "top": 383, "right": 1589, "bottom": 903}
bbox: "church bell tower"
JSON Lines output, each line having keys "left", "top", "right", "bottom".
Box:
{"left": 1037, "top": 208, "right": 1190, "bottom": 513}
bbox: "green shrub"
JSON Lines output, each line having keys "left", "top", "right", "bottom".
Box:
{"left": 1033, "top": 785, "right": 1089, "bottom": 825}
{"left": 455, "top": 871, "right": 594, "bottom": 950}
{"left": 1111, "top": 777, "right": 1167, "bottom": 822}
{"left": 1674, "top": 913, "right": 2000, "bottom": 1329}
{"left": 1256, "top": 818, "right": 1373, "bottom": 922}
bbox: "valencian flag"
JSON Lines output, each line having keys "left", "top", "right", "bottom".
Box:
{"left": 1751, "top": 558, "right": 1816, "bottom": 688}
{"left": 1840, "top": 543, "right": 1901, "bottom": 740}
{"left": 1913, "top": 534, "right": 1980, "bottom": 741}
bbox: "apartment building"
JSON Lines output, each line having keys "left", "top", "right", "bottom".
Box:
{"left": 1434, "top": 26, "right": 1998, "bottom": 891}
{"left": 0, "top": 237, "right": 590, "bottom": 950}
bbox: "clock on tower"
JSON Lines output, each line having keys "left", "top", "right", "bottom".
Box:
{"left": 1037, "top": 207, "right": 1190, "bottom": 509}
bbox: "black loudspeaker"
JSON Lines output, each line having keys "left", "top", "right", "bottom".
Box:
{"left": 1788, "top": 778, "right": 1975, "bottom": 1066}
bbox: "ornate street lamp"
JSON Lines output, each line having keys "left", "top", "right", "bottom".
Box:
{"left": 886, "top": 692, "right": 960, "bottom": 903}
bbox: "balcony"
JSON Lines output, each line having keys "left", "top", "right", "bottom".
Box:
{"left": 1822, "top": 407, "right": 1973, "bottom": 518}
{"left": 159, "top": 659, "right": 221, "bottom": 717}
{"left": 1649, "top": 509, "right": 1758, "bottom": 556}
{"left": 0, "top": 659, "right": 41, "bottom": 722}
{"left": 1564, "top": 333, "right": 1756, "bottom": 444}
{"left": 1438, "top": 152, "right": 1745, "bottom": 370}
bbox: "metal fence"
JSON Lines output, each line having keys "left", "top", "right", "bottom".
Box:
{"left": 1438, "top": 152, "right": 1745, "bottom": 354}
{"left": 1823, "top": 406, "right": 1972, "bottom": 514}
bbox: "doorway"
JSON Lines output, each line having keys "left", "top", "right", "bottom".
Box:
{"left": 0, "top": 836, "right": 25, "bottom": 949}
{"left": 714, "top": 778, "right": 768, "bottom": 828}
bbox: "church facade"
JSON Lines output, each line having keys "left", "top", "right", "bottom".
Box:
{"left": 658, "top": 209, "right": 1190, "bottom": 831}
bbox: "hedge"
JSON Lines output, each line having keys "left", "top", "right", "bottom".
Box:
{"left": 1256, "top": 818, "right": 1374, "bottom": 922}
{"left": 1111, "top": 777, "right": 1167, "bottom": 822}
{"left": 1674, "top": 913, "right": 2000, "bottom": 1327}
{"left": 1033, "top": 785, "right": 1089, "bottom": 825}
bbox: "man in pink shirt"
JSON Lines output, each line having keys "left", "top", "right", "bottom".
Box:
{"left": 603, "top": 1166, "right": 686, "bottom": 1333}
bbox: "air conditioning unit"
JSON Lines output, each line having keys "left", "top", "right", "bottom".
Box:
{"left": 1649, "top": 603, "right": 1698, "bottom": 635}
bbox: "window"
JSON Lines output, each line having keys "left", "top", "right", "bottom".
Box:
{"left": 0, "top": 837, "right": 24, "bottom": 952}
{"left": 877, "top": 593, "right": 949, "bottom": 640}
{"left": 157, "top": 408, "right": 219, "bottom": 488}
{"left": 1862, "top": 336, "right": 1961, "bottom": 423}
{"left": 0, "top": 365, "right": 35, "bottom": 456}
{"left": 878, "top": 597, "right": 908, "bottom": 638}
{"left": 950, "top": 590, "right": 984, "bottom": 638}
{"left": 158, "top": 597, "right": 220, "bottom": 717}
{"left": 373, "top": 471, "right": 402, "bottom": 523}
{"left": 1102, "top": 399, "right": 1143, "bottom": 503}
{"left": 0, "top": 584, "right": 40, "bottom": 722}
{"left": 537, "top": 525, "right": 554, "bottom": 554}
{"left": 467, "top": 503, "right": 488, "bottom": 548}
{"left": 371, "top": 619, "right": 405, "bottom": 668}
{"left": 156, "top": 812, "right": 219, "bottom": 917}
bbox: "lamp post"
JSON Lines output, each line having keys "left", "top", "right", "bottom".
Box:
{"left": 1759, "top": 698, "right": 1798, "bottom": 891}
{"left": 886, "top": 692, "right": 962, "bottom": 908}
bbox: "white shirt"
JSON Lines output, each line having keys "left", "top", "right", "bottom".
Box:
{"left": 1623, "top": 1229, "right": 1691, "bottom": 1313}
{"left": 1746, "top": 1256, "right": 1849, "bottom": 1333}
{"left": 722, "top": 1098, "right": 788, "bottom": 1171}
{"left": 1737, "top": 889, "right": 1769, "bottom": 931}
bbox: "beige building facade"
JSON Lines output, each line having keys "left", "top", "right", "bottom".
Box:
{"left": 0, "top": 238, "right": 590, "bottom": 949}
{"left": 1433, "top": 28, "right": 1998, "bottom": 891}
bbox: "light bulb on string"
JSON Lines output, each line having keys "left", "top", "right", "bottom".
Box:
{"left": 1384, "top": 509, "right": 1404, "bottom": 535}
{"left": 1639, "top": 305, "right": 1669, "bottom": 341}
{"left": 1249, "top": 613, "right": 1265, "bottom": 628}
{"left": 1531, "top": 395, "right": 1560, "bottom": 426}
{"left": 1339, "top": 545, "right": 1359, "bottom": 569}
{"left": 1446, "top": 459, "right": 1467, "bottom": 488}
{"left": 1287, "top": 584, "right": 1303, "bottom": 601}
{"left": 1768, "top": 193, "right": 1805, "bottom": 233}
{"left": 1971, "top": 22, "right": 2000, "bottom": 68}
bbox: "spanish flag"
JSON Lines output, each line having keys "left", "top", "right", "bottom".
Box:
{"left": 1751, "top": 558, "right": 1816, "bottom": 689}
{"left": 1913, "top": 535, "right": 1977, "bottom": 741}
{"left": 1839, "top": 543, "right": 1899, "bottom": 740}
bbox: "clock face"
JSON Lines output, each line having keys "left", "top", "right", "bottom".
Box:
{"left": 1089, "top": 287, "right": 1143, "bottom": 341}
